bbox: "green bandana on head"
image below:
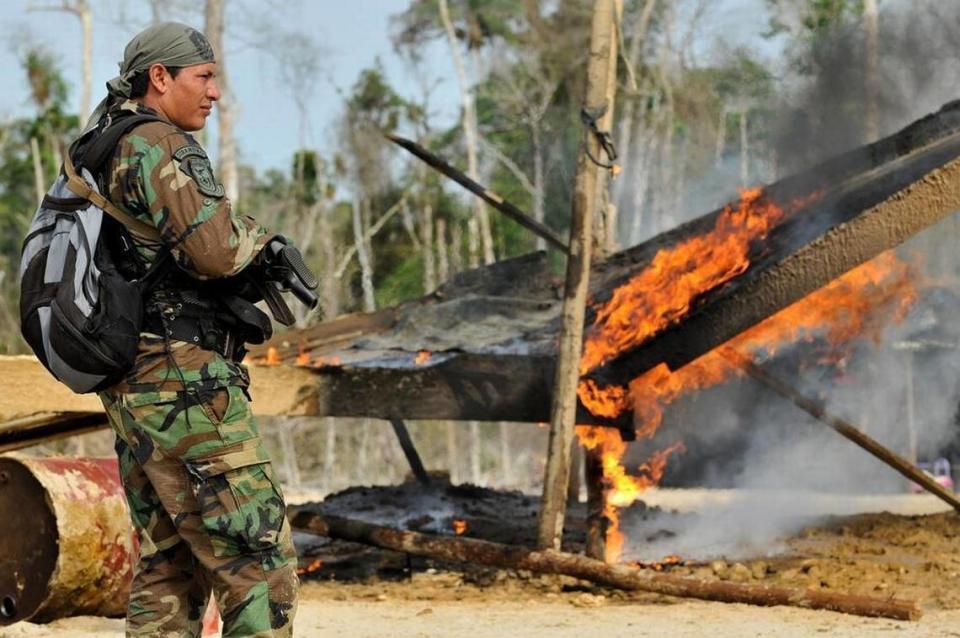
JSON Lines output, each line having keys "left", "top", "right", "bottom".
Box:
{"left": 85, "top": 22, "right": 215, "bottom": 131}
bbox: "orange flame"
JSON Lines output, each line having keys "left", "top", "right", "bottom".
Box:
{"left": 415, "top": 351, "right": 431, "bottom": 365}
{"left": 296, "top": 351, "right": 310, "bottom": 366}
{"left": 580, "top": 188, "right": 787, "bottom": 376}
{"left": 573, "top": 187, "right": 918, "bottom": 563}
{"left": 312, "top": 356, "right": 342, "bottom": 368}
{"left": 265, "top": 346, "right": 281, "bottom": 366}
{"left": 296, "top": 558, "right": 323, "bottom": 575}
{"left": 452, "top": 519, "right": 468, "bottom": 535}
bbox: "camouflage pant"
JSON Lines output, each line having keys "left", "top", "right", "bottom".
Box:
{"left": 100, "top": 384, "right": 299, "bottom": 637}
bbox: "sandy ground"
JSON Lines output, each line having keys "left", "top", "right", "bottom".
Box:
{"left": 3, "top": 489, "right": 959, "bottom": 637}
{"left": 4, "top": 585, "right": 960, "bottom": 638}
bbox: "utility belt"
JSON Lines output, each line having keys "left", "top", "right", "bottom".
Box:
{"left": 143, "top": 312, "right": 248, "bottom": 362}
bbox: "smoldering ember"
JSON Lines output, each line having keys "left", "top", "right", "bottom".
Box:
{"left": 3, "top": 2, "right": 960, "bottom": 637}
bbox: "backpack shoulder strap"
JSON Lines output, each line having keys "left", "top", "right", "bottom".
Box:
{"left": 63, "top": 153, "right": 162, "bottom": 242}
{"left": 63, "top": 113, "right": 165, "bottom": 242}
{"left": 79, "top": 113, "right": 163, "bottom": 176}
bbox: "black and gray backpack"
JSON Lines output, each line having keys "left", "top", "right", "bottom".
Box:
{"left": 19, "top": 113, "right": 170, "bottom": 393}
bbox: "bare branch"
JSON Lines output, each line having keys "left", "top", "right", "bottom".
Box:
{"left": 334, "top": 191, "right": 411, "bottom": 280}
{"left": 480, "top": 138, "right": 536, "bottom": 196}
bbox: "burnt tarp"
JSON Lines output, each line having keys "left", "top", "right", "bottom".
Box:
{"left": 251, "top": 100, "right": 960, "bottom": 432}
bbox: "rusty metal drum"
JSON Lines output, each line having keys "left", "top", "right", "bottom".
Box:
{"left": 0, "top": 456, "right": 135, "bottom": 624}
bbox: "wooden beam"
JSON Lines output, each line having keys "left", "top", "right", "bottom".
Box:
{"left": 0, "top": 412, "right": 108, "bottom": 454}
{"left": 291, "top": 511, "right": 922, "bottom": 621}
{"left": 724, "top": 347, "right": 960, "bottom": 512}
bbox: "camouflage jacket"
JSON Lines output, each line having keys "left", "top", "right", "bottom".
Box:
{"left": 102, "top": 100, "right": 271, "bottom": 394}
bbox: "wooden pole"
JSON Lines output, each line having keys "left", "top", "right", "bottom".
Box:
{"left": 722, "top": 347, "right": 960, "bottom": 512}
{"left": 583, "top": 0, "right": 623, "bottom": 560}
{"left": 537, "top": 0, "right": 619, "bottom": 551}
{"left": 389, "top": 417, "right": 431, "bottom": 486}
{"left": 291, "top": 511, "right": 922, "bottom": 621}
{"left": 584, "top": 449, "right": 607, "bottom": 560}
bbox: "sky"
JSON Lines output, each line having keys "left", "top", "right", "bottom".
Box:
{"left": 0, "top": 0, "right": 780, "bottom": 175}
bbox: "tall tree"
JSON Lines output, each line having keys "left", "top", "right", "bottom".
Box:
{"left": 28, "top": 1, "right": 92, "bottom": 126}
{"left": 205, "top": 0, "right": 239, "bottom": 202}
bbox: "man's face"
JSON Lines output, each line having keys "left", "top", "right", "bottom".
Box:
{"left": 155, "top": 62, "right": 220, "bottom": 131}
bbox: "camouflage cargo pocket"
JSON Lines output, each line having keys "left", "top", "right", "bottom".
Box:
{"left": 186, "top": 439, "right": 286, "bottom": 558}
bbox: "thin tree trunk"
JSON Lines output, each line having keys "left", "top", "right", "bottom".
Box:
{"left": 30, "top": 137, "right": 44, "bottom": 206}
{"left": 420, "top": 202, "right": 436, "bottom": 293}
{"left": 77, "top": 0, "right": 92, "bottom": 127}
{"left": 436, "top": 217, "right": 450, "bottom": 283}
{"left": 353, "top": 197, "right": 376, "bottom": 312}
{"left": 437, "top": 0, "right": 495, "bottom": 265}
{"left": 323, "top": 417, "right": 337, "bottom": 493}
{"left": 613, "top": 0, "right": 658, "bottom": 222}
{"left": 715, "top": 107, "right": 727, "bottom": 167}
{"left": 318, "top": 204, "right": 339, "bottom": 318}
{"left": 467, "top": 217, "right": 480, "bottom": 268}
{"left": 598, "top": 3, "right": 621, "bottom": 256}
{"left": 739, "top": 111, "right": 749, "bottom": 187}
{"left": 498, "top": 423, "right": 512, "bottom": 486}
{"left": 469, "top": 420, "right": 481, "bottom": 485}
{"left": 628, "top": 91, "right": 660, "bottom": 244}
{"left": 149, "top": 0, "right": 163, "bottom": 23}
{"left": 450, "top": 221, "right": 464, "bottom": 274}
{"left": 278, "top": 419, "right": 302, "bottom": 488}
{"left": 446, "top": 421, "right": 457, "bottom": 483}
{"left": 531, "top": 123, "right": 546, "bottom": 251}
{"left": 205, "top": 0, "right": 239, "bottom": 202}
{"left": 357, "top": 418, "right": 371, "bottom": 483}
{"left": 864, "top": 0, "right": 880, "bottom": 142}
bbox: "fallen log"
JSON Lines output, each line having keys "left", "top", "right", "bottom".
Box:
{"left": 290, "top": 511, "right": 922, "bottom": 621}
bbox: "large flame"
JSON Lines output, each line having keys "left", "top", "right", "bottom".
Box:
{"left": 574, "top": 187, "right": 918, "bottom": 563}
{"left": 580, "top": 188, "right": 789, "bottom": 375}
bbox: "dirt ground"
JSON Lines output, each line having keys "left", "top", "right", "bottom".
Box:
{"left": 3, "top": 490, "right": 959, "bottom": 637}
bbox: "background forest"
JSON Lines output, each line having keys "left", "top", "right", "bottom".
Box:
{"left": 3, "top": 0, "right": 959, "bottom": 496}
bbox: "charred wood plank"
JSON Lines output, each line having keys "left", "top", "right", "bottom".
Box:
{"left": 291, "top": 511, "right": 922, "bottom": 621}
{"left": 300, "top": 353, "right": 632, "bottom": 434}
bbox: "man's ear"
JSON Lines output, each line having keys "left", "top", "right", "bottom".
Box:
{"left": 147, "top": 63, "right": 170, "bottom": 95}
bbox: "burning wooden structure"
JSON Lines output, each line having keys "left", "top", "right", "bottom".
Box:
{"left": 249, "top": 100, "right": 960, "bottom": 437}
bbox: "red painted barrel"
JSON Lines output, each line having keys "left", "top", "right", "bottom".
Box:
{"left": 0, "top": 456, "right": 135, "bottom": 624}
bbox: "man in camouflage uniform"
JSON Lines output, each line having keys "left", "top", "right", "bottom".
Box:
{"left": 92, "top": 23, "right": 298, "bottom": 637}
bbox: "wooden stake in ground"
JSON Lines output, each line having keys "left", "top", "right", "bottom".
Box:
{"left": 537, "top": 0, "right": 620, "bottom": 551}
{"left": 721, "top": 347, "right": 960, "bottom": 512}
{"left": 291, "top": 511, "right": 921, "bottom": 622}
{"left": 583, "top": 0, "right": 623, "bottom": 561}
